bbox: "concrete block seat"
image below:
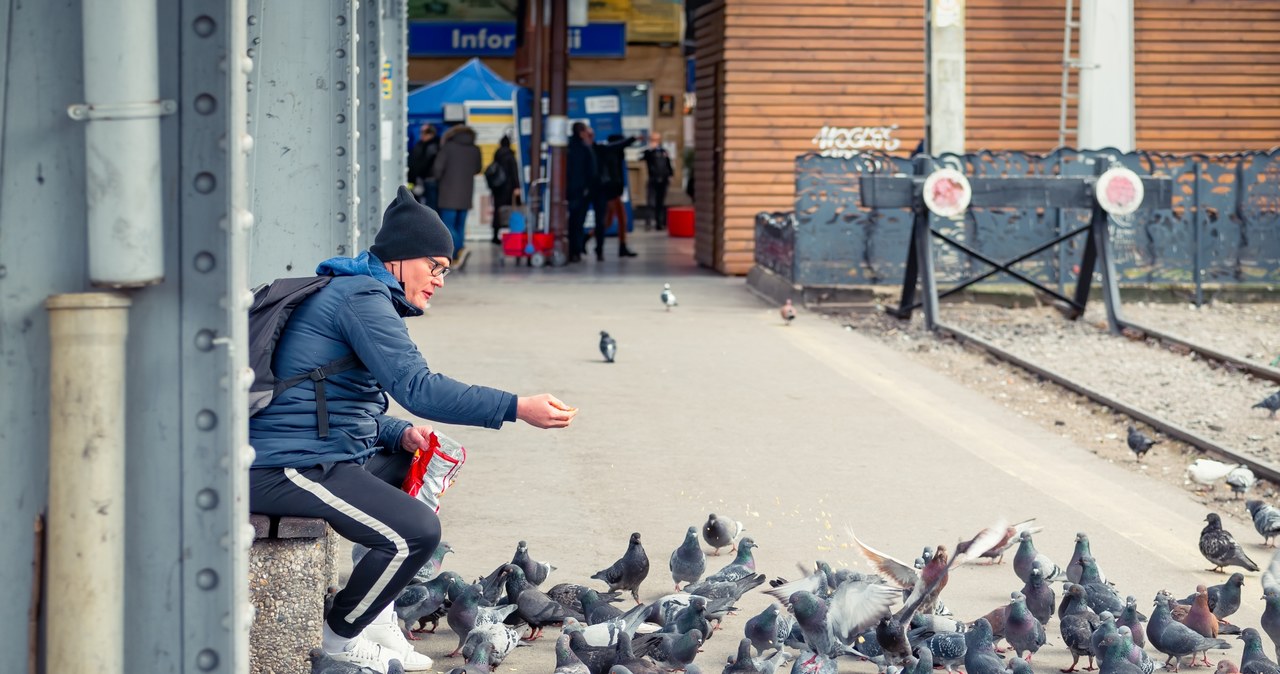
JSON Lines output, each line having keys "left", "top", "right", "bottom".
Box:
{"left": 249, "top": 514, "right": 338, "bottom": 674}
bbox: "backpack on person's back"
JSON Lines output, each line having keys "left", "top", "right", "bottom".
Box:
{"left": 484, "top": 159, "right": 508, "bottom": 192}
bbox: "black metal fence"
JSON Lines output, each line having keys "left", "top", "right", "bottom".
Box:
{"left": 757, "top": 148, "right": 1280, "bottom": 297}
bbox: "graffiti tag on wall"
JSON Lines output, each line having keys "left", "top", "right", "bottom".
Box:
{"left": 811, "top": 125, "right": 902, "bottom": 156}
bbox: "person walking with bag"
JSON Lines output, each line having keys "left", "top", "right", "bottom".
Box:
{"left": 432, "top": 124, "right": 482, "bottom": 268}
{"left": 485, "top": 135, "right": 520, "bottom": 244}
{"left": 248, "top": 186, "right": 576, "bottom": 672}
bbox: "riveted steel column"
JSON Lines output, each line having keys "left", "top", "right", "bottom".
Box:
{"left": 246, "top": 0, "right": 361, "bottom": 286}
{"left": 181, "top": 2, "right": 252, "bottom": 672}
{"left": 358, "top": 0, "right": 385, "bottom": 249}
{"left": 378, "top": 0, "right": 409, "bottom": 242}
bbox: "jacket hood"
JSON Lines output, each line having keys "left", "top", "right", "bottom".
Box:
{"left": 443, "top": 125, "right": 476, "bottom": 145}
{"left": 315, "top": 251, "right": 424, "bottom": 317}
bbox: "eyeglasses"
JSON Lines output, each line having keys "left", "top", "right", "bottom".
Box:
{"left": 426, "top": 257, "right": 451, "bottom": 278}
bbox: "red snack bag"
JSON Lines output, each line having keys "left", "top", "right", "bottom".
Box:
{"left": 401, "top": 430, "right": 466, "bottom": 513}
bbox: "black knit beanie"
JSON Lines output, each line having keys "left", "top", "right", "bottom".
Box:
{"left": 370, "top": 185, "right": 454, "bottom": 261}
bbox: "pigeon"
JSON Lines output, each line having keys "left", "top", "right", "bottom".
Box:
{"left": 1254, "top": 390, "right": 1280, "bottom": 418}
{"left": 633, "top": 628, "right": 704, "bottom": 670}
{"left": 702, "top": 514, "right": 744, "bottom": 556}
{"left": 683, "top": 574, "right": 766, "bottom": 608}
{"left": 1201, "top": 513, "right": 1260, "bottom": 573}
{"left": 512, "top": 540, "right": 556, "bottom": 587}
{"left": 1004, "top": 592, "right": 1047, "bottom": 661}
{"left": 502, "top": 564, "right": 575, "bottom": 640}
{"left": 1059, "top": 584, "right": 1101, "bottom": 673}
{"left": 451, "top": 637, "right": 497, "bottom": 674}
{"left": 723, "top": 638, "right": 764, "bottom": 674}
{"left": 1176, "top": 587, "right": 1224, "bottom": 665}
{"left": 599, "top": 332, "right": 617, "bottom": 363}
{"left": 415, "top": 541, "right": 454, "bottom": 583}
{"left": 670, "top": 527, "right": 707, "bottom": 591}
{"left": 1092, "top": 612, "right": 1120, "bottom": 665}
{"left": 396, "top": 571, "right": 465, "bottom": 638}
{"left": 1095, "top": 633, "right": 1146, "bottom": 674}
{"left": 1021, "top": 563, "right": 1056, "bottom": 625}
{"left": 664, "top": 595, "right": 714, "bottom": 640}
{"left": 1179, "top": 573, "right": 1245, "bottom": 622}
{"left": 648, "top": 593, "right": 737, "bottom": 627}
{"left": 704, "top": 538, "right": 758, "bottom": 583}
{"left": 549, "top": 584, "right": 623, "bottom": 615}
{"left": 447, "top": 584, "right": 520, "bottom": 657}
{"left": 1261, "top": 549, "right": 1280, "bottom": 662}
{"left": 555, "top": 632, "right": 592, "bottom": 674}
{"left": 852, "top": 531, "right": 951, "bottom": 617}
{"left": 1119, "top": 596, "right": 1146, "bottom": 648}
{"left": 1147, "top": 590, "right": 1232, "bottom": 672}
{"left": 581, "top": 588, "right": 627, "bottom": 625}
{"left": 309, "top": 647, "right": 405, "bottom": 674}
{"left": 569, "top": 630, "right": 620, "bottom": 674}
{"left": 613, "top": 633, "right": 663, "bottom": 674}
{"left": 1127, "top": 425, "right": 1159, "bottom": 461}
{"left": 744, "top": 604, "right": 791, "bottom": 655}
{"left": 920, "top": 631, "right": 967, "bottom": 673}
{"left": 756, "top": 648, "right": 793, "bottom": 674}
{"left": 1115, "top": 626, "right": 1156, "bottom": 674}
{"left": 561, "top": 606, "right": 651, "bottom": 649}
{"left": 788, "top": 590, "right": 858, "bottom": 666}
{"left": 1077, "top": 555, "right": 1127, "bottom": 617}
{"left": 661, "top": 284, "right": 678, "bottom": 311}
{"left": 461, "top": 622, "right": 525, "bottom": 669}
{"left": 956, "top": 518, "right": 1041, "bottom": 565}
{"left": 963, "top": 619, "right": 1007, "bottom": 674}
{"left": 1240, "top": 628, "right": 1280, "bottom": 674}
{"left": 1006, "top": 654, "right": 1037, "bottom": 674}
{"left": 1228, "top": 467, "right": 1258, "bottom": 498}
{"left": 781, "top": 299, "right": 797, "bottom": 325}
{"left": 1013, "top": 531, "right": 1066, "bottom": 583}
{"left": 1248, "top": 501, "right": 1280, "bottom": 547}
{"left": 1067, "top": 532, "right": 1106, "bottom": 585}
{"left": 1188, "top": 460, "right": 1246, "bottom": 489}
{"left": 593, "top": 532, "right": 650, "bottom": 604}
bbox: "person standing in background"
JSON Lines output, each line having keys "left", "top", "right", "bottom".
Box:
{"left": 486, "top": 135, "right": 521, "bottom": 245}
{"left": 642, "top": 131, "right": 673, "bottom": 231}
{"left": 408, "top": 124, "right": 439, "bottom": 210}
{"left": 432, "top": 124, "right": 482, "bottom": 269}
{"left": 566, "top": 122, "right": 598, "bottom": 263}
{"left": 593, "top": 133, "right": 639, "bottom": 260}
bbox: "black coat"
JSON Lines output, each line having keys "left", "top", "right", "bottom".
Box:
{"left": 409, "top": 137, "right": 439, "bottom": 183}
{"left": 567, "top": 135, "right": 598, "bottom": 204}
{"left": 643, "top": 146, "right": 673, "bottom": 185}
{"left": 490, "top": 146, "right": 520, "bottom": 206}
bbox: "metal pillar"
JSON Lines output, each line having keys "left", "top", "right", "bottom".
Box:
{"left": 178, "top": 1, "right": 253, "bottom": 670}
{"left": 1078, "top": 0, "right": 1135, "bottom": 151}
{"left": 926, "top": 0, "right": 965, "bottom": 156}
{"left": 358, "top": 0, "right": 386, "bottom": 249}
{"left": 246, "top": 0, "right": 361, "bottom": 286}
{"left": 378, "top": 0, "right": 409, "bottom": 242}
{"left": 548, "top": 0, "right": 569, "bottom": 262}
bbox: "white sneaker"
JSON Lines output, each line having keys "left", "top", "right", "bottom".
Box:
{"left": 326, "top": 634, "right": 395, "bottom": 673}
{"left": 363, "top": 622, "right": 434, "bottom": 672}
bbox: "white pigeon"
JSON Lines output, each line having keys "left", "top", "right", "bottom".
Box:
{"left": 1186, "top": 459, "right": 1244, "bottom": 487}
{"left": 1227, "top": 466, "right": 1257, "bottom": 497}
{"left": 781, "top": 299, "right": 797, "bottom": 325}
{"left": 661, "top": 283, "right": 678, "bottom": 311}
{"left": 461, "top": 622, "right": 525, "bottom": 668}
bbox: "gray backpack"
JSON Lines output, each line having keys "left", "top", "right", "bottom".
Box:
{"left": 248, "top": 276, "right": 359, "bottom": 438}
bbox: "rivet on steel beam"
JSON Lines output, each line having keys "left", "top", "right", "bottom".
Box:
{"left": 194, "top": 329, "right": 216, "bottom": 351}
{"left": 195, "top": 409, "right": 217, "bottom": 431}
{"left": 195, "top": 488, "right": 219, "bottom": 510}
{"left": 194, "top": 172, "right": 216, "bottom": 194}
{"left": 196, "top": 569, "right": 219, "bottom": 590}
{"left": 193, "top": 16, "right": 216, "bottom": 37}
{"left": 193, "top": 94, "right": 216, "bottom": 115}
{"left": 196, "top": 649, "right": 219, "bottom": 671}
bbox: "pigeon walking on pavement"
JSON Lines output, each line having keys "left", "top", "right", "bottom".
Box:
{"left": 670, "top": 526, "right": 707, "bottom": 591}
{"left": 661, "top": 283, "right": 678, "bottom": 311}
{"left": 1239, "top": 628, "right": 1280, "bottom": 674}
{"left": 964, "top": 619, "right": 1007, "bottom": 674}
{"left": 554, "top": 633, "right": 592, "bottom": 674}
{"left": 1067, "top": 532, "right": 1106, "bottom": 585}
{"left": 1200, "top": 513, "right": 1260, "bottom": 573}
{"left": 1248, "top": 500, "right": 1280, "bottom": 547}
{"left": 593, "top": 532, "right": 651, "bottom": 604}
{"left": 1147, "top": 591, "right": 1232, "bottom": 672}
{"left": 1127, "top": 425, "right": 1159, "bottom": 461}
{"left": 633, "top": 628, "right": 704, "bottom": 670}
{"left": 447, "top": 584, "right": 519, "bottom": 657}
{"left": 1022, "top": 563, "right": 1057, "bottom": 626}
{"left": 501, "top": 564, "right": 576, "bottom": 641}
{"left": 1119, "top": 596, "right": 1146, "bottom": 648}
{"left": 1228, "top": 467, "right": 1258, "bottom": 499}
{"left": 396, "top": 571, "right": 464, "bottom": 637}
{"left": 705, "top": 538, "right": 758, "bottom": 583}
{"left": 1188, "top": 460, "right": 1245, "bottom": 490}
{"left": 548, "top": 584, "right": 622, "bottom": 616}
{"left": 512, "top": 540, "right": 556, "bottom": 587}
{"left": 1059, "top": 584, "right": 1102, "bottom": 673}
{"left": 781, "top": 299, "right": 797, "bottom": 326}
{"left": 744, "top": 604, "right": 793, "bottom": 656}
{"left": 1178, "top": 573, "right": 1245, "bottom": 623}
{"left": 461, "top": 623, "right": 525, "bottom": 669}
{"left": 702, "top": 514, "right": 745, "bottom": 556}
{"left": 1004, "top": 592, "right": 1047, "bottom": 661}
{"left": 1254, "top": 390, "right": 1280, "bottom": 419}
{"left": 599, "top": 332, "right": 617, "bottom": 363}
{"left": 1013, "top": 531, "right": 1066, "bottom": 583}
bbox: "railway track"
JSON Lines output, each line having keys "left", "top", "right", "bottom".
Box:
{"left": 933, "top": 319, "right": 1280, "bottom": 485}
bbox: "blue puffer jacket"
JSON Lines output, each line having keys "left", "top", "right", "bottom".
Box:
{"left": 249, "top": 251, "right": 518, "bottom": 468}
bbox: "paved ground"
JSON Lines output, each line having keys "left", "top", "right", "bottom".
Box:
{"left": 346, "top": 228, "right": 1271, "bottom": 674}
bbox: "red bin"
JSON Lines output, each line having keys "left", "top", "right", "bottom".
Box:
{"left": 667, "top": 206, "right": 695, "bottom": 238}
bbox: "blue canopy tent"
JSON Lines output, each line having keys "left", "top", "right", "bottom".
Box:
{"left": 407, "top": 58, "right": 517, "bottom": 144}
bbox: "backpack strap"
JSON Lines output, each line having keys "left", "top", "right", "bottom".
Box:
{"left": 274, "top": 354, "right": 361, "bottom": 438}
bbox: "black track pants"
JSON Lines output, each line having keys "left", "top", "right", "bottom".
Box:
{"left": 249, "top": 449, "right": 441, "bottom": 638}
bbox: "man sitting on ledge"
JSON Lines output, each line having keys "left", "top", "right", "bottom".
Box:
{"left": 249, "top": 186, "right": 577, "bottom": 672}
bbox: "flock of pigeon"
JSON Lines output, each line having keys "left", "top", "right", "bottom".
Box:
{"left": 311, "top": 499, "right": 1280, "bottom": 674}
{"left": 595, "top": 286, "right": 797, "bottom": 363}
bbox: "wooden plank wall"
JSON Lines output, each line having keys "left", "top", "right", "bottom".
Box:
{"left": 966, "top": 0, "right": 1074, "bottom": 152}
{"left": 696, "top": 0, "right": 926, "bottom": 275}
{"left": 693, "top": 1, "right": 725, "bottom": 270}
{"left": 1135, "top": 0, "right": 1280, "bottom": 153}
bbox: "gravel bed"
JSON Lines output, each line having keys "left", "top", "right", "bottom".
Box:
{"left": 837, "top": 300, "right": 1280, "bottom": 525}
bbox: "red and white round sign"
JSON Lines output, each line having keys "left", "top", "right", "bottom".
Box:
{"left": 1096, "top": 167, "right": 1145, "bottom": 216}
{"left": 922, "top": 168, "right": 972, "bottom": 218}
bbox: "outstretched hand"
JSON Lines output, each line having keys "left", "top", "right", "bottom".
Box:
{"left": 517, "top": 394, "right": 577, "bottom": 429}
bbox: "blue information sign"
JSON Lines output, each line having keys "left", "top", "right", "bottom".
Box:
{"left": 409, "top": 21, "right": 626, "bottom": 58}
